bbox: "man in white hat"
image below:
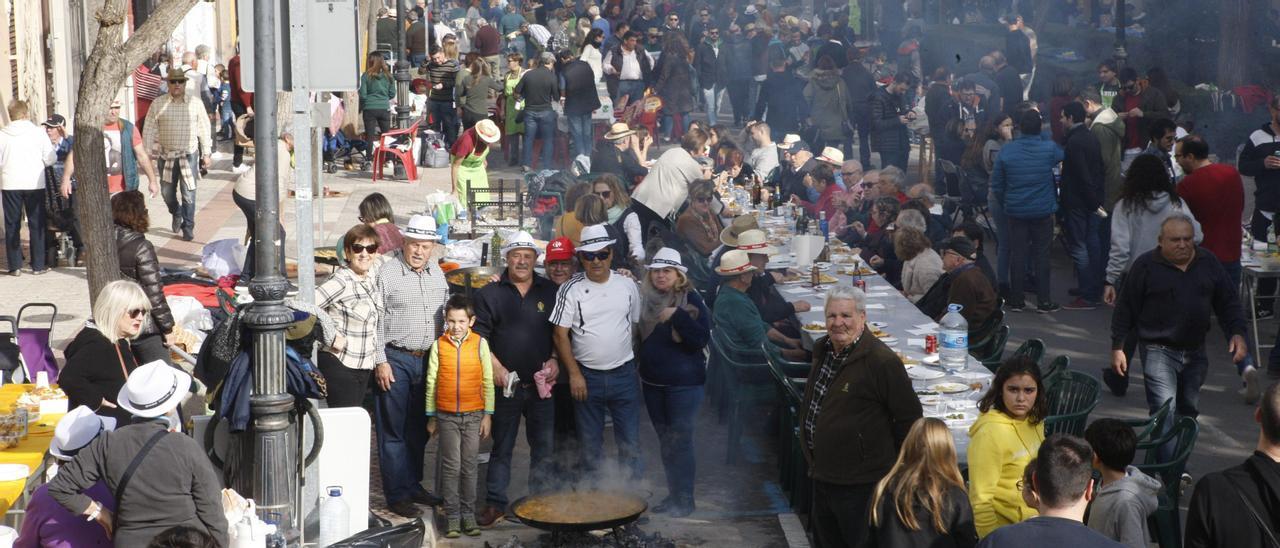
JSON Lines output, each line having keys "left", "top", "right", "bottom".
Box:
{"left": 17, "top": 407, "right": 115, "bottom": 547}
{"left": 551, "top": 224, "right": 645, "bottom": 481}
{"left": 48, "top": 361, "right": 228, "bottom": 546}
{"left": 471, "top": 230, "right": 561, "bottom": 527}
{"left": 372, "top": 213, "right": 449, "bottom": 517}
{"left": 711, "top": 249, "right": 807, "bottom": 361}
{"left": 590, "top": 122, "right": 649, "bottom": 182}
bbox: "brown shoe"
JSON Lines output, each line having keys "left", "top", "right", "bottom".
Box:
{"left": 476, "top": 505, "right": 505, "bottom": 528}
{"left": 387, "top": 499, "right": 422, "bottom": 518}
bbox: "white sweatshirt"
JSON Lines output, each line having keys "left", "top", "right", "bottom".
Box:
{"left": 0, "top": 120, "right": 55, "bottom": 191}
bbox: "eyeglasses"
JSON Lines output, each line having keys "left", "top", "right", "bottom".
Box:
{"left": 594, "top": 190, "right": 612, "bottom": 198}
{"left": 694, "top": 196, "right": 713, "bottom": 203}
{"left": 127, "top": 308, "right": 148, "bottom": 319}
{"left": 859, "top": 181, "right": 874, "bottom": 188}
{"left": 578, "top": 249, "right": 612, "bottom": 262}
{"left": 350, "top": 243, "right": 378, "bottom": 254}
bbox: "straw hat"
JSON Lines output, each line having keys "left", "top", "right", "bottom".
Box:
{"left": 818, "top": 146, "right": 844, "bottom": 166}
{"left": 646, "top": 248, "right": 687, "bottom": 273}
{"left": 401, "top": 214, "right": 442, "bottom": 241}
{"left": 234, "top": 114, "right": 255, "bottom": 147}
{"left": 720, "top": 214, "right": 760, "bottom": 247}
{"left": 49, "top": 406, "right": 116, "bottom": 461}
{"left": 777, "top": 134, "right": 803, "bottom": 150}
{"left": 715, "top": 249, "right": 757, "bottom": 276}
{"left": 475, "top": 119, "right": 501, "bottom": 144}
{"left": 502, "top": 230, "right": 539, "bottom": 256}
{"left": 604, "top": 122, "right": 636, "bottom": 141}
{"left": 165, "top": 68, "right": 188, "bottom": 82}
{"left": 578, "top": 224, "right": 616, "bottom": 252}
{"left": 735, "top": 229, "right": 777, "bottom": 256}
{"left": 117, "top": 361, "right": 192, "bottom": 419}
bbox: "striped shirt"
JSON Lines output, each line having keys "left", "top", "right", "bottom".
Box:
{"left": 426, "top": 60, "right": 460, "bottom": 102}
{"left": 550, "top": 272, "right": 640, "bottom": 370}
{"left": 375, "top": 250, "right": 448, "bottom": 363}
{"left": 142, "top": 93, "right": 212, "bottom": 159}
{"left": 315, "top": 267, "right": 382, "bottom": 370}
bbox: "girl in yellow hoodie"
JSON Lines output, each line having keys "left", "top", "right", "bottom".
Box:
{"left": 967, "top": 356, "right": 1047, "bottom": 538}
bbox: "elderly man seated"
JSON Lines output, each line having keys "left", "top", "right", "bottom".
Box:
{"left": 711, "top": 249, "right": 807, "bottom": 361}
{"left": 915, "top": 236, "right": 1000, "bottom": 343}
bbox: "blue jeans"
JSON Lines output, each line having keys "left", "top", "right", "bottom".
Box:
{"left": 158, "top": 153, "right": 200, "bottom": 233}
{"left": 1139, "top": 343, "right": 1208, "bottom": 460}
{"left": 1222, "top": 261, "right": 1258, "bottom": 374}
{"left": 374, "top": 347, "right": 429, "bottom": 504}
{"left": 615, "top": 80, "right": 646, "bottom": 107}
{"left": 1, "top": 189, "right": 45, "bottom": 272}
{"left": 702, "top": 86, "right": 721, "bottom": 125}
{"left": 661, "top": 111, "right": 692, "bottom": 140}
{"left": 428, "top": 99, "right": 458, "bottom": 149}
{"left": 574, "top": 361, "right": 644, "bottom": 480}
{"left": 1063, "top": 208, "right": 1106, "bottom": 302}
{"left": 643, "top": 383, "right": 703, "bottom": 504}
{"left": 1007, "top": 215, "right": 1053, "bottom": 307}
{"left": 988, "top": 191, "right": 1010, "bottom": 288}
{"left": 522, "top": 109, "right": 557, "bottom": 168}
{"left": 410, "top": 53, "right": 427, "bottom": 67}
{"left": 565, "top": 113, "right": 593, "bottom": 160}
{"left": 485, "top": 383, "right": 556, "bottom": 508}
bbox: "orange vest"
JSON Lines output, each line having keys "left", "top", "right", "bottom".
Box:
{"left": 433, "top": 332, "right": 488, "bottom": 413}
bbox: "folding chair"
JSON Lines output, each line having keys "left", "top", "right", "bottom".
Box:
{"left": 16, "top": 303, "right": 59, "bottom": 383}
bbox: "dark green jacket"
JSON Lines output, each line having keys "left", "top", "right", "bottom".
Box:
{"left": 359, "top": 73, "right": 396, "bottom": 111}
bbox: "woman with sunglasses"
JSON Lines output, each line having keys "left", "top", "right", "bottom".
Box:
{"left": 593, "top": 174, "right": 646, "bottom": 267}
{"left": 676, "top": 180, "right": 725, "bottom": 257}
{"left": 110, "top": 191, "right": 175, "bottom": 365}
{"left": 60, "top": 280, "right": 155, "bottom": 423}
{"left": 314, "top": 224, "right": 384, "bottom": 407}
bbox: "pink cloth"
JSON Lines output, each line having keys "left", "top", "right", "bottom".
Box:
{"left": 533, "top": 361, "right": 556, "bottom": 399}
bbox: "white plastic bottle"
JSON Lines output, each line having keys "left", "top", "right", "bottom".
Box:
{"left": 939, "top": 304, "right": 969, "bottom": 373}
{"left": 317, "top": 486, "right": 350, "bottom": 547}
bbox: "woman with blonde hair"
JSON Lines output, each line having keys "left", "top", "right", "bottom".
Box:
{"left": 865, "top": 417, "right": 979, "bottom": 547}
{"left": 553, "top": 182, "right": 592, "bottom": 244}
{"left": 59, "top": 280, "right": 155, "bottom": 423}
{"left": 895, "top": 226, "right": 943, "bottom": 303}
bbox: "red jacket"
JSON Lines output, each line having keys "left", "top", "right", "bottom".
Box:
{"left": 1177, "top": 163, "right": 1243, "bottom": 263}
{"left": 799, "top": 182, "right": 839, "bottom": 220}
{"left": 227, "top": 55, "right": 254, "bottom": 109}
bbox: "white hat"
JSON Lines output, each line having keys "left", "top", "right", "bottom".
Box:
{"left": 578, "top": 224, "right": 616, "bottom": 252}
{"left": 117, "top": 361, "right": 192, "bottom": 419}
{"left": 745, "top": 4, "right": 758, "bottom": 15}
{"left": 502, "top": 230, "right": 539, "bottom": 256}
{"left": 715, "top": 249, "right": 758, "bottom": 276}
{"left": 735, "top": 229, "right": 777, "bottom": 256}
{"left": 818, "top": 146, "right": 844, "bottom": 165}
{"left": 49, "top": 406, "right": 117, "bottom": 461}
{"left": 646, "top": 248, "right": 687, "bottom": 272}
{"left": 475, "top": 119, "right": 501, "bottom": 144}
{"left": 401, "top": 214, "right": 442, "bottom": 241}
{"left": 778, "top": 134, "right": 802, "bottom": 150}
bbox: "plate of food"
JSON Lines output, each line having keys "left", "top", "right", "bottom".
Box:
{"left": 813, "top": 262, "right": 832, "bottom": 271}
{"left": 801, "top": 322, "right": 827, "bottom": 334}
{"left": 869, "top": 321, "right": 888, "bottom": 329}
{"left": 928, "top": 382, "right": 972, "bottom": 394}
{"left": 915, "top": 389, "right": 939, "bottom": 397}
{"left": 921, "top": 354, "right": 940, "bottom": 365}
{"left": 939, "top": 411, "right": 978, "bottom": 427}
{"left": 880, "top": 336, "right": 899, "bottom": 345}
{"left": 908, "top": 368, "right": 945, "bottom": 380}
{"left": 919, "top": 396, "right": 947, "bottom": 407}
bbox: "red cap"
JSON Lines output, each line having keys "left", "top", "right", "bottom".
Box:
{"left": 545, "top": 237, "right": 574, "bottom": 262}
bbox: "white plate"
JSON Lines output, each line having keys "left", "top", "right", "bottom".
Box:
{"left": 919, "top": 396, "right": 947, "bottom": 407}
{"left": 921, "top": 354, "right": 940, "bottom": 365}
{"left": 908, "top": 368, "right": 945, "bottom": 380}
{"left": 880, "top": 337, "right": 899, "bottom": 345}
{"left": 813, "top": 262, "right": 832, "bottom": 271}
{"left": 0, "top": 464, "right": 30, "bottom": 482}
{"left": 928, "top": 382, "right": 972, "bottom": 394}
{"left": 869, "top": 321, "right": 888, "bottom": 329}
{"left": 938, "top": 411, "right": 978, "bottom": 427}
{"left": 801, "top": 325, "right": 827, "bottom": 335}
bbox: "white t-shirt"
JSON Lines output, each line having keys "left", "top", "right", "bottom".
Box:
{"left": 749, "top": 143, "right": 779, "bottom": 179}
{"left": 550, "top": 272, "right": 640, "bottom": 370}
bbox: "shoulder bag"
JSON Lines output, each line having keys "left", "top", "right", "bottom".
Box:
{"left": 112, "top": 428, "right": 170, "bottom": 530}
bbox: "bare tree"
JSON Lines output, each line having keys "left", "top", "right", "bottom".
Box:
{"left": 1217, "top": 0, "right": 1249, "bottom": 89}
{"left": 73, "top": 0, "right": 199, "bottom": 303}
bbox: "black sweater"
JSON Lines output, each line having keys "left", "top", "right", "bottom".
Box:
{"left": 1060, "top": 123, "right": 1105, "bottom": 212}
{"left": 60, "top": 326, "right": 140, "bottom": 424}
{"left": 1110, "top": 247, "right": 1245, "bottom": 351}
{"left": 1238, "top": 122, "right": 1280, "bottom": 213}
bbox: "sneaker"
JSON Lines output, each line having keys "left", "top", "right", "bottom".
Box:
{"left": 1036, "top": 302, "right": 1061, "bottom": 314}
{"left": 387, "top": 499, "right": 421, "bottom": 518}
{"left": 232, "top": 163, "right": 251, "bottom": 174}
{"left": 181, "top": 229, "right": 194, "bottom": 242}
{"left": 1243, "top": 366, "right": 1262, "bottom": 405}
{"left": 1067, "top": 287, "right": 1082, "bottom": 297}
{"left": 1102, "top": 367, "right": 1129, "bottom": 397}
{"left": 1006, "top": 303, "right": 1025, "bottom": 313}
{"left": 1062, "top": 298, "right": 1098, "bottom": 310}
{"left": 6, "top": 270, "right": 18, "bottom": 277}
{"left": 444, "top": 518, "right": 461, "bottom": 539}
{"left": 30, "top": 268, "right": 49, "bottom": 276}
{"left": 476, "top": 505, "right": 505, "bottom": 527}
{"left": 463, "top": 515, "right": 481, "bottom": 536}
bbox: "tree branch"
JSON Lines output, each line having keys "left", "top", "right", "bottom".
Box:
{"left": 121, "top": 0, "right": 201, "bottom": 73}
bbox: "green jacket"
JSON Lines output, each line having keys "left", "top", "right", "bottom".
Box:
{"left": 359, "top": 73, "right": 396, "bottom": 111}
{"left": 711, "top": 284, "right": 773, "bottom": 360}
{"left": 1090, "top": 107, "right": 1126, "bottom": 210}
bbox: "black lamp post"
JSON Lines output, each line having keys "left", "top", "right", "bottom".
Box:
{"left": 394, "top": 3, "right": 412, "bottom": 130}
{"left": 1113, "top": 0, "right": 1127, "bottom": 68}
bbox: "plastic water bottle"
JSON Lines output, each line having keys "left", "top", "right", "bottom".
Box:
{"left": 939, "top": 304, "right": 969, "bottom": 373}
{"left": 819, "top": 211, "right": 829, "bottom": 241}
{"left": 318, "top": 486, "right": 350, "bottom": 547}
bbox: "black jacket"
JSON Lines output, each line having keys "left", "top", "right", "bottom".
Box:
{"left": 60, "top": 326, "right": 139, "bottom": 424}
{"left": 719, "top": 36, "right": 754, "bottom": 82}
{"left": 869, "top": 87, "right": 909, "bottom": 158}
{"left": 1005, "top": 29, "right": 1033, "bottom": 74}
{"left": 1111, "top": 247, "right": 1246, "bottom": 351}
{"left": 925, "top": 82, "right": 958, "bottom": 139}
{"left": 1185, "top": 451, "right": 1280, "bottom": 548}
{"left": 1060, "top": 123, "right": 1105, "bottom": 211}
{"left": 590, "top": 144, "right": 648, "bottom": 184}
{"left": 561, "top": 60, "right": 601, "bottom": 116}
{"left": 842, "top": 61, "right": 877, "bottom": 119}
{"left": 864, "top": 484, "right": 979, "bottom": 548}
{"left": 694, "top": 40, "right": 721, "bottom": 90}
{"left": 1239, "top": 122, "right": 1280, "bottom": 213}
{"left": 994, "top": 65, "right": 1023, "bottom": 114}
{"left": 116, "top": 225, "right": 175, "bottom": 334}
{"left": 753, "top": 71, "right": 807, "bottom": 134}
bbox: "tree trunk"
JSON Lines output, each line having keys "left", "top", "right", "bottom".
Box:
{"left": 74, "top": 0, "right": 199, "bottom": 305}
{"left": 1217, "top": 0, "right": 1249, "bottom": 89}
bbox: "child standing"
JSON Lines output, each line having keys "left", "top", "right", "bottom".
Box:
{"left": 1083, "top": 418, "right": 1162, "bottom": 548}
{"left": 426, "top": 294, "right": 494, "bottom": 538}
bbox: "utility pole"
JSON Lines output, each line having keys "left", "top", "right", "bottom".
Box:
{"left": 291, "top": 0, "right": 315, "bottom": 302}
{"left": 245, "top": 0, "right": 298, "bottom": 538}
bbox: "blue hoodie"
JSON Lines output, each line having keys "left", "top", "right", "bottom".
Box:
{"left": 990, "top": 133, "right": 1064, "bottom": 219}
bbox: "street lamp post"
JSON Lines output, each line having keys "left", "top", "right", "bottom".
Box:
{"left": 245, "top": 0, "right": 298, "bottom": 537}
{"left": 394, "top": 4, "right": 412, "bottom": 130}
{"left": 1113, "top": 0, "right": 1127, "bottom": 68}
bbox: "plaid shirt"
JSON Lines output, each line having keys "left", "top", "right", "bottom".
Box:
{"left": 142, "top": 92, "right": 212, "bottom": 159}
{"left": 804, "top": 335, "right": 859, "bottom": 451}
{"left": 375, "top": 250, "right": 448, "bottom": 363}
{"left": 315, "top": 266, "right": 382, "bottom": 370}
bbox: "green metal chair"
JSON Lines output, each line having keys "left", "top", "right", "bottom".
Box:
{"left": 1134, "top": 417, "right": 1199, "bottom": 548}
{"left": 1043, "top": 355, "right": 1069, "bottom": 384}
{"left": 974, "top": 325, "right": 1011, "bottom": 372}
{"left": 1119, "top": 398, "right": 1174, "bottom": 444}
{"left": 1011, "top": 338, "right": 1046, "bottom": 365}
{"left": 709, "top": 329, "right": 775, "bottom": 465}
{"left": 1042, "top": 370, "right": 1101, "bottom": 436}
{"left": 762, "top": 343, "right": 812, "bottom": 513}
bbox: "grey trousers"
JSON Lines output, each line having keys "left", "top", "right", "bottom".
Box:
{"left": 436, "top": 411, "right": 483, "bottom": 519}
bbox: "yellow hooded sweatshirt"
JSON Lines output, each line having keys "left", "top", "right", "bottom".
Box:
{"left": 966, "top": 409, "right": 1045, "bottom": 537}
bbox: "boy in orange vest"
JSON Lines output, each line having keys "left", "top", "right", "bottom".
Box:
{"left": 426, "top": 294, "right": 495, "bottom": 538}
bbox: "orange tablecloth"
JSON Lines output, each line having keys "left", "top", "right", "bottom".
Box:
{"left": 0, "top": 384, "right": 64, "bottom": 515}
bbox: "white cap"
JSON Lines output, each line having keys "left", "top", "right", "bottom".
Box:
{"left": 645, "top": 248, "right": 687, "bottom": 272}
{"left": 117, "top": 361, "right": 192, "bottom": 419}
{"left": 401, "top": 214, "right": 442, "bottom": 241}
{"left": 578, "top": 224, "right": 616, "bottom": 252}
{"left": 502, "top": 230, "right": 539, "bottom": 256}
{"left": 50, "top": 406, "right": 117, "bottom": 461}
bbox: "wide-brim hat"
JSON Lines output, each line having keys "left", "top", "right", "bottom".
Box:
{"left": 818, "top": 146, "right": 844, "bottom": 165}
{"left": 578, "top": 224, "right": 616, "bottom": 252}
{"left": 502, "top": 230, "right": 539, "bottom": 256}
{"left": 117, "top": 361, "right": 192, "bottom": 419}
{"left": 604, "top": 122, "right": 635, "bottom": 140}
{"left": 234, "top": 114, "right": 256, "bottom": 147}
{"left": 166, "top": 68, "right": 188, "bottom": 82}
{"left": 735, "top": 229, "right": 777, "bottom": 256}
{"left": 402, "top": 214, "right": 442, "bottom": 241}
{"left": 646, "top": 247, "right": 687, "bottom": 273}
{"left": 715, "top": 249, "right": 757, "bottom": 276}
{"left": 475, "top": 119, "right": 501, "bottom": 144}
{"left": 50, "top": 406, "right": 117, "bottom": 461}
{"left": 720, "top": 214, "right": 760, "bottom": 247}
{"left": 777, "top": 134, "right": 802, "bottom": 150}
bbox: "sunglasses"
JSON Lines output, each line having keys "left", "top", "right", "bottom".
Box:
{"left": 859, "top": 181, "right": 874, "bottom": 188}
{"left": 594, "top": 190, "right": 612, "bottom": 198}
{"left": 350, "top": 243, "right": 378, "bottom": 254}
{"left": 127, "top": 308, "right": 148, "bottom": 319}
{"left": 841, "top": 172, "right": 859, "bottom": 177}
{"left": 695, "top": 196, "right": 713, "bottom": 203}
{"left": 579, "top": 249, "right": 612, "bottom": 262}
